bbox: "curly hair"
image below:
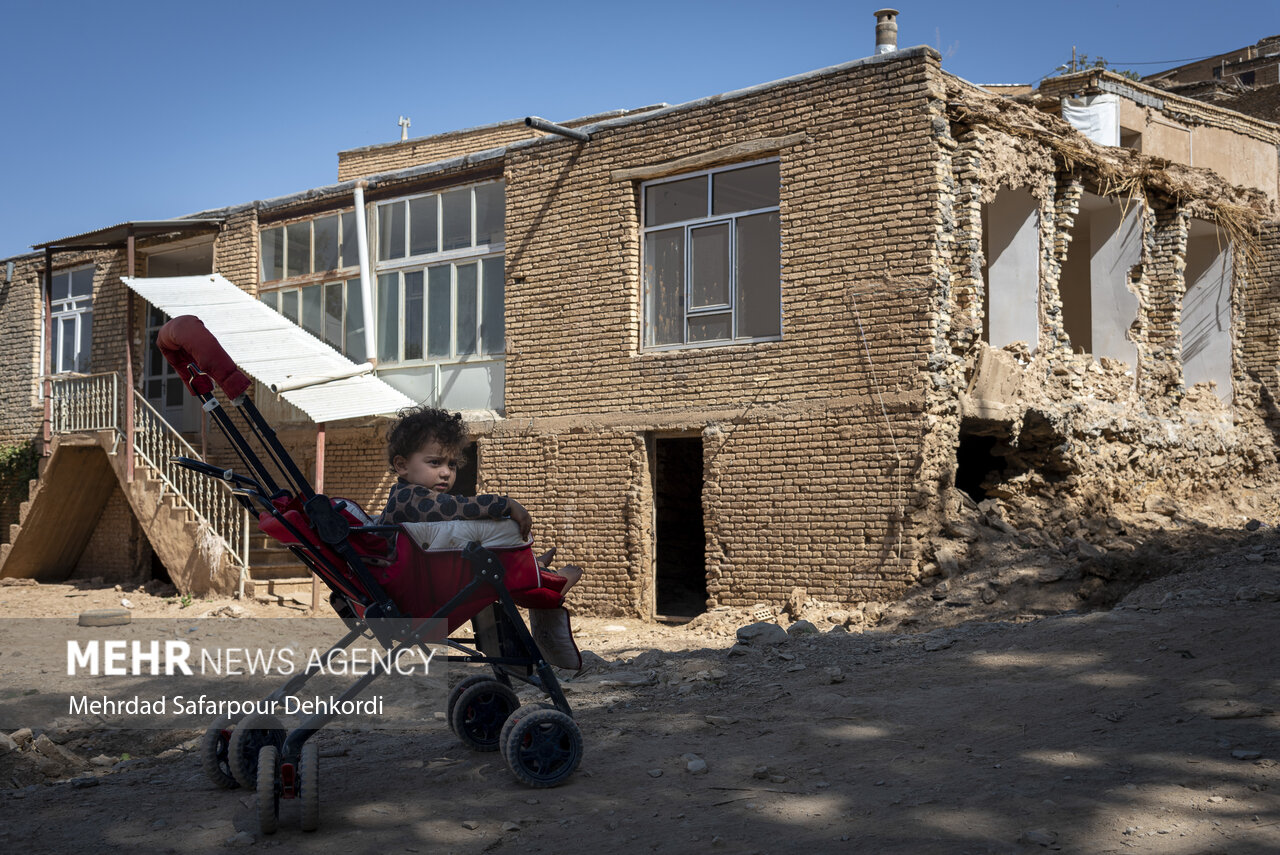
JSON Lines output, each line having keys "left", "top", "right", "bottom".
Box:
{"left": 385, "top": 406, "right": 468, "bottom": 469}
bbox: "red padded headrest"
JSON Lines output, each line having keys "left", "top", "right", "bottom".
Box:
{"left": 157, "top": 315, "right": 252, "bottom": 399}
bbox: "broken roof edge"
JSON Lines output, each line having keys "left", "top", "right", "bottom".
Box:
{"left": 504, "top": 46, "right": 941, "bottom": 152}
{"left": 1037, "top": 69, "right": 1280, "bottom": 140}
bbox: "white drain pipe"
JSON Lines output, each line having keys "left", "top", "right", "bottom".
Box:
{"left": 354, "top": 181, "right": 376, "bottom": 365}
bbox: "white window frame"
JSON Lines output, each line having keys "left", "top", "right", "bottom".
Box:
{"left": 49, "top": 265, "right": 94, "bottom": 374}
{"left": 641, "top": 159, "right": 781, "bottom": 351}
{"left": 259, "top": 277, "right": 367, "bottom": 362}
{"left": 373, "top": 180, "right": 506, "bottom": 367}
{"left": 260, "top": 209, "right": 360, "bottom": 284}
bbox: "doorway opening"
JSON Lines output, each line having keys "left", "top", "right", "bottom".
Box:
{"left": 652, "top": 436, "right": 707, "bottom": 619}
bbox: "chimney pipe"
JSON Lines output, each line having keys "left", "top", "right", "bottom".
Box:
{"left": 874, "top": 8, "right": 898, "bottom": 55}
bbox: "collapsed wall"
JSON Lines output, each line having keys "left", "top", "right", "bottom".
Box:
{"left": 907, "top": 75, "right": 1280, "bottom": 597}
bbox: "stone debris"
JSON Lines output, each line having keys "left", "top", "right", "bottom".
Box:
{"left": 683, "top": 753, "right": 708, "bottom": 774}
{"left": 735, "top": 622, "right": 789, "bottom": 646}
{"left": 462, "top": 820, "right": 480, "bottom": 830}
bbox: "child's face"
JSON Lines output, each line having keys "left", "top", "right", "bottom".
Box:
{"left": 393, "top": 440, "right": 459, "bottom": 493}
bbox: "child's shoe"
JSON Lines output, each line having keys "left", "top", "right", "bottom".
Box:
{"left": 529, "top": 606, "right": 582, "bottom": 670}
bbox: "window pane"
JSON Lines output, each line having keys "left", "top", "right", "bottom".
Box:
{"left": 481, "top": 256, "right": 504, "bottom": 355}
{"left": 59, "top": 317, "right": 75, "bottom": 373}
{"left": 340, "top": 211, "right": 359, "bottom": 269}
{"left": 345, "top": 279, "right": 366, "bottom": 362}
{"left": 281, "top": 290, "right": 299, "bottom": 324}
{"left": 146, "top": 378, "right": 162, "bottom": 399}
{"left": 166, "top": 377, "right": 184, "bottom": 407}
{"left": 377, "top": 273, "right": 400, "bottom": 362}
{"left": 475, "top": 183, "right": 504, "bottom": 246}
{"left": 324, "top": 282, "right": 344, "bottom": 349}
{"left": 712, "top": 162, "right": 779, "bottom": 215}
{"left": 427, "top": 265, "right": 451, "bottom": 358}
{"left": 313, "top": 215, "right": 339, "bottom": 272}
{"left": 261, "top": 228, "right": 284, "bottom": 281}
{"left": 147, "top": 305, "right": 165, "bottom": 327}
{"left": 690, "top": 223, "right": 730, "bottom": 309}
{"left": 378, "top": 202, "right": 405, "bottom": 260}
{"left": 736, "top": 212, "right": 781, "bottom": 339}
{"left": 70, "top": 267, "right": 94, "bottom": 298}
{"left": 148, "top": 331, "right": 163, "bottom": 376}
{"left": 456, "top": 263, "right": 477, "bottom": 356}
{"left": 260, "top": 291, "right": 278, "bottom": 311}
{"left": 78, "top": 310, "right": 92, "bottom": 372}
{"left": 286, "top": 222, "right": 310, "bottom": 278}
{"left": 300, "top": 284, "right": 322, "bottom": 338}
{"left": 51, "top": 271, "right": 71, "bottom": 301}
{"left": 644, "top": 229, "right": 684, "bottom": 346}
{"left": 645, "top": 175, "right": 706, "bottom": 227}
{"left": 404, "top": 270, "right": 424, "bottom": 360}
{"left": 441, "top": 188, "right": 472, "bottom": 251}
{"left": 409, "top": 195, "right": 438, "bottom": 256}
{"left": 688, "top": 312, "right": 731, "bottom": 343}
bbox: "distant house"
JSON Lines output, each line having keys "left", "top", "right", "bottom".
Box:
{"left": 3, "top": 15, "right": 1278, "bottom": 620}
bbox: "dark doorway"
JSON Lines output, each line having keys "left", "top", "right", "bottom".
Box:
{"left": 455, "top": 442, "right": 479, "bottom": 496}
{"left": 653, "top": 436, "right": 707, "bottom": 618}
{"left": 956, "top": 431, "right": 1003, "bottom": 502}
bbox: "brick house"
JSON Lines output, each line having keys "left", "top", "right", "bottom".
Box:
{"left": 2, "top": 35, "right": 1278, "bottom": 619}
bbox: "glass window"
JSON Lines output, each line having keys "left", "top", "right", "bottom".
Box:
{"left": 427, "top": 265, "right": 451, "bottom": 358}
{"left": 378, "top": 201, "right": 406, "bottom": 261}
{"left": 345, "top": 279, "right": 366, "bottom": 362}
{"left": 340, "top": 211, "right": 359, "bottom": 269}
{"left": 404, "top": 271, "right": 424, "bottom": 360}
{"left": 300, "top": 284, "right": 323, "bottom": 338}
{"left": 377, "top": 273, "right": 399, "bottom": 362}
{"left": 409, "top": 195, "right": 438, "bottom": 256}
{"left": 286, "top": 222, "right": 310, "bottom": 278}
{"left": 475, "top": 183, "right": 504, "bottom": 246}
{"left": 324, "top": 282, "right": 344, "bottom": 350}
{"left": 481, "top": 256, "right": 504, "bottom": 355}
{"left": 645, "top": 175, "right": 707, "bottom": 227}
{"left": 313, "top": 215, "right": 340, "bottom": 273}
{"left": 456, "top": 263, "right": 478, "bottom": 356}
{"left": 261, "top": 228, "right": 284, "bottom": 282}
{"left": 641, "top": 161, "right": 781, "bottom": 349}
{"left": 49, "top": 266, "right": 94, "bottom": 373}
{"left": 441, "top": 188, "right": 472, "bottom": 251}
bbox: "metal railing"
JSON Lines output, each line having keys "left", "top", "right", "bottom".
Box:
{"left": 49, "top": 373, "right": 249, "bottom": 572}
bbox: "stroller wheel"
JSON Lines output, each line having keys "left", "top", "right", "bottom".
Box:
{"left": 450, "top": 680, "right": 519, "bottom": 752}
{"left": 499, "top": 703, "right": 555, "bottom": 765}
{"left": 256, "top": 745, "right": 280, "bottom": 835}
{"left": 228, "top": 713, "right": 285, "bottom": 789}
{"left": 445, "top": 675, "right": 501, "bottom": 736}
{"left": 199, "top": 716, "right": 238, "bottom": 789}
{"left": 503, "top": 707, "right": 583, "bottom": 788}
{"left": 299, "top": 741, "right": 320, "bottom": 832}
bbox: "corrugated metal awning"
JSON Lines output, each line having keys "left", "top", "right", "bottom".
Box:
{"left": 122, "top": 274, "right": 414, "bottom": 423}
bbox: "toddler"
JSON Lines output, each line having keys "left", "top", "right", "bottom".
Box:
{"left": 377, "top": 406, "right": 582, "bottom": 669}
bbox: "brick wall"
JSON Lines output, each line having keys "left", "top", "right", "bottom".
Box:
{"left": 71, "top": 485, "right": 149, "bottom": 583}
{"left": 337, "top": 123, "right": 540, "bottom": 182}
{"left": 1241, "top": 224, "right": 1280, "bottom": 390}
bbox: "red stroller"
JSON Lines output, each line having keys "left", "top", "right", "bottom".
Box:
{"left": 157, "top": 316, "right": 583, "bottom": 835}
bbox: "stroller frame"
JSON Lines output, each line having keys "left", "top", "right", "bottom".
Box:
{"left": 157, "top": 316, "right": 582, "bottom": 833}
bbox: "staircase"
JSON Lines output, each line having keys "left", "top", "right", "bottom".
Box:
{"left": 0, "top": 373, "right": 321, "bottom": 599}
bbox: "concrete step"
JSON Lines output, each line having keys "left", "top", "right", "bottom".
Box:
{"left": 249, "top": 557, "right": 309, "bottom": 580}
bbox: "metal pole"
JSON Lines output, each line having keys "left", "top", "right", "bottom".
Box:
{"left": 312, "top": 421, "right": 325, "bottom": 613}
{"left": 524, "top": 116, "right": 590, "bottom": 142}
{"left": 42, "top": 248, "right": 53, "bottom": 457}
{"left": 125, "top": 230, "right": 136, "bottom": 483}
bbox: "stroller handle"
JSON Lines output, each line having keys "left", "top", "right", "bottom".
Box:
{"left": 157, "top": 315, "right": 252, "bottom": 399}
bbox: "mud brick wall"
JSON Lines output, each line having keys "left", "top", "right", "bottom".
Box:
{"left": 337, "top": 123, "right": 540, "bottom": 182}
{"left": 1241, "top": 224, "right": 1280, "bottom": 390}
{"left": 213, "top": 209, "right": 260, "bottom": 294}
{"left": 71, "top": 486, "right": 148, "bottom": 583}
{"left": 487, "top": 49, "right": 946, "bottom": 611}
{"left": 0, "top": 256, "right": 46, "bottom": 444}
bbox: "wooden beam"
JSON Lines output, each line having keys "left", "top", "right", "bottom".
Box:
{"left": 610, "top": 133, "right": 807, "bottom": 183}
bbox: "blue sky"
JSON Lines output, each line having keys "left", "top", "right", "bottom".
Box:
{"left": 1, "top": 0, "right": 1275, "bottom": 259}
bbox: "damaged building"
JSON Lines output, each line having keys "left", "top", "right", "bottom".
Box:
{"left": 2, "top": 16, "right": 1278, "bottom": 620}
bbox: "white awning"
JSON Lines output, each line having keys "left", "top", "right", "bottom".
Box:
{"left": 122, "top": 274, "right": 415, "bottom": 423}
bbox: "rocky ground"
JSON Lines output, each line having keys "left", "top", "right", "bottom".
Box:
{"left": 1, "top": 489, "right": 1278, "bottom": 854}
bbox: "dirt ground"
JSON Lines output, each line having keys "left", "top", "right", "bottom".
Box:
{"left": 2, "top": 498, "right": 1278, "bottom": 854}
